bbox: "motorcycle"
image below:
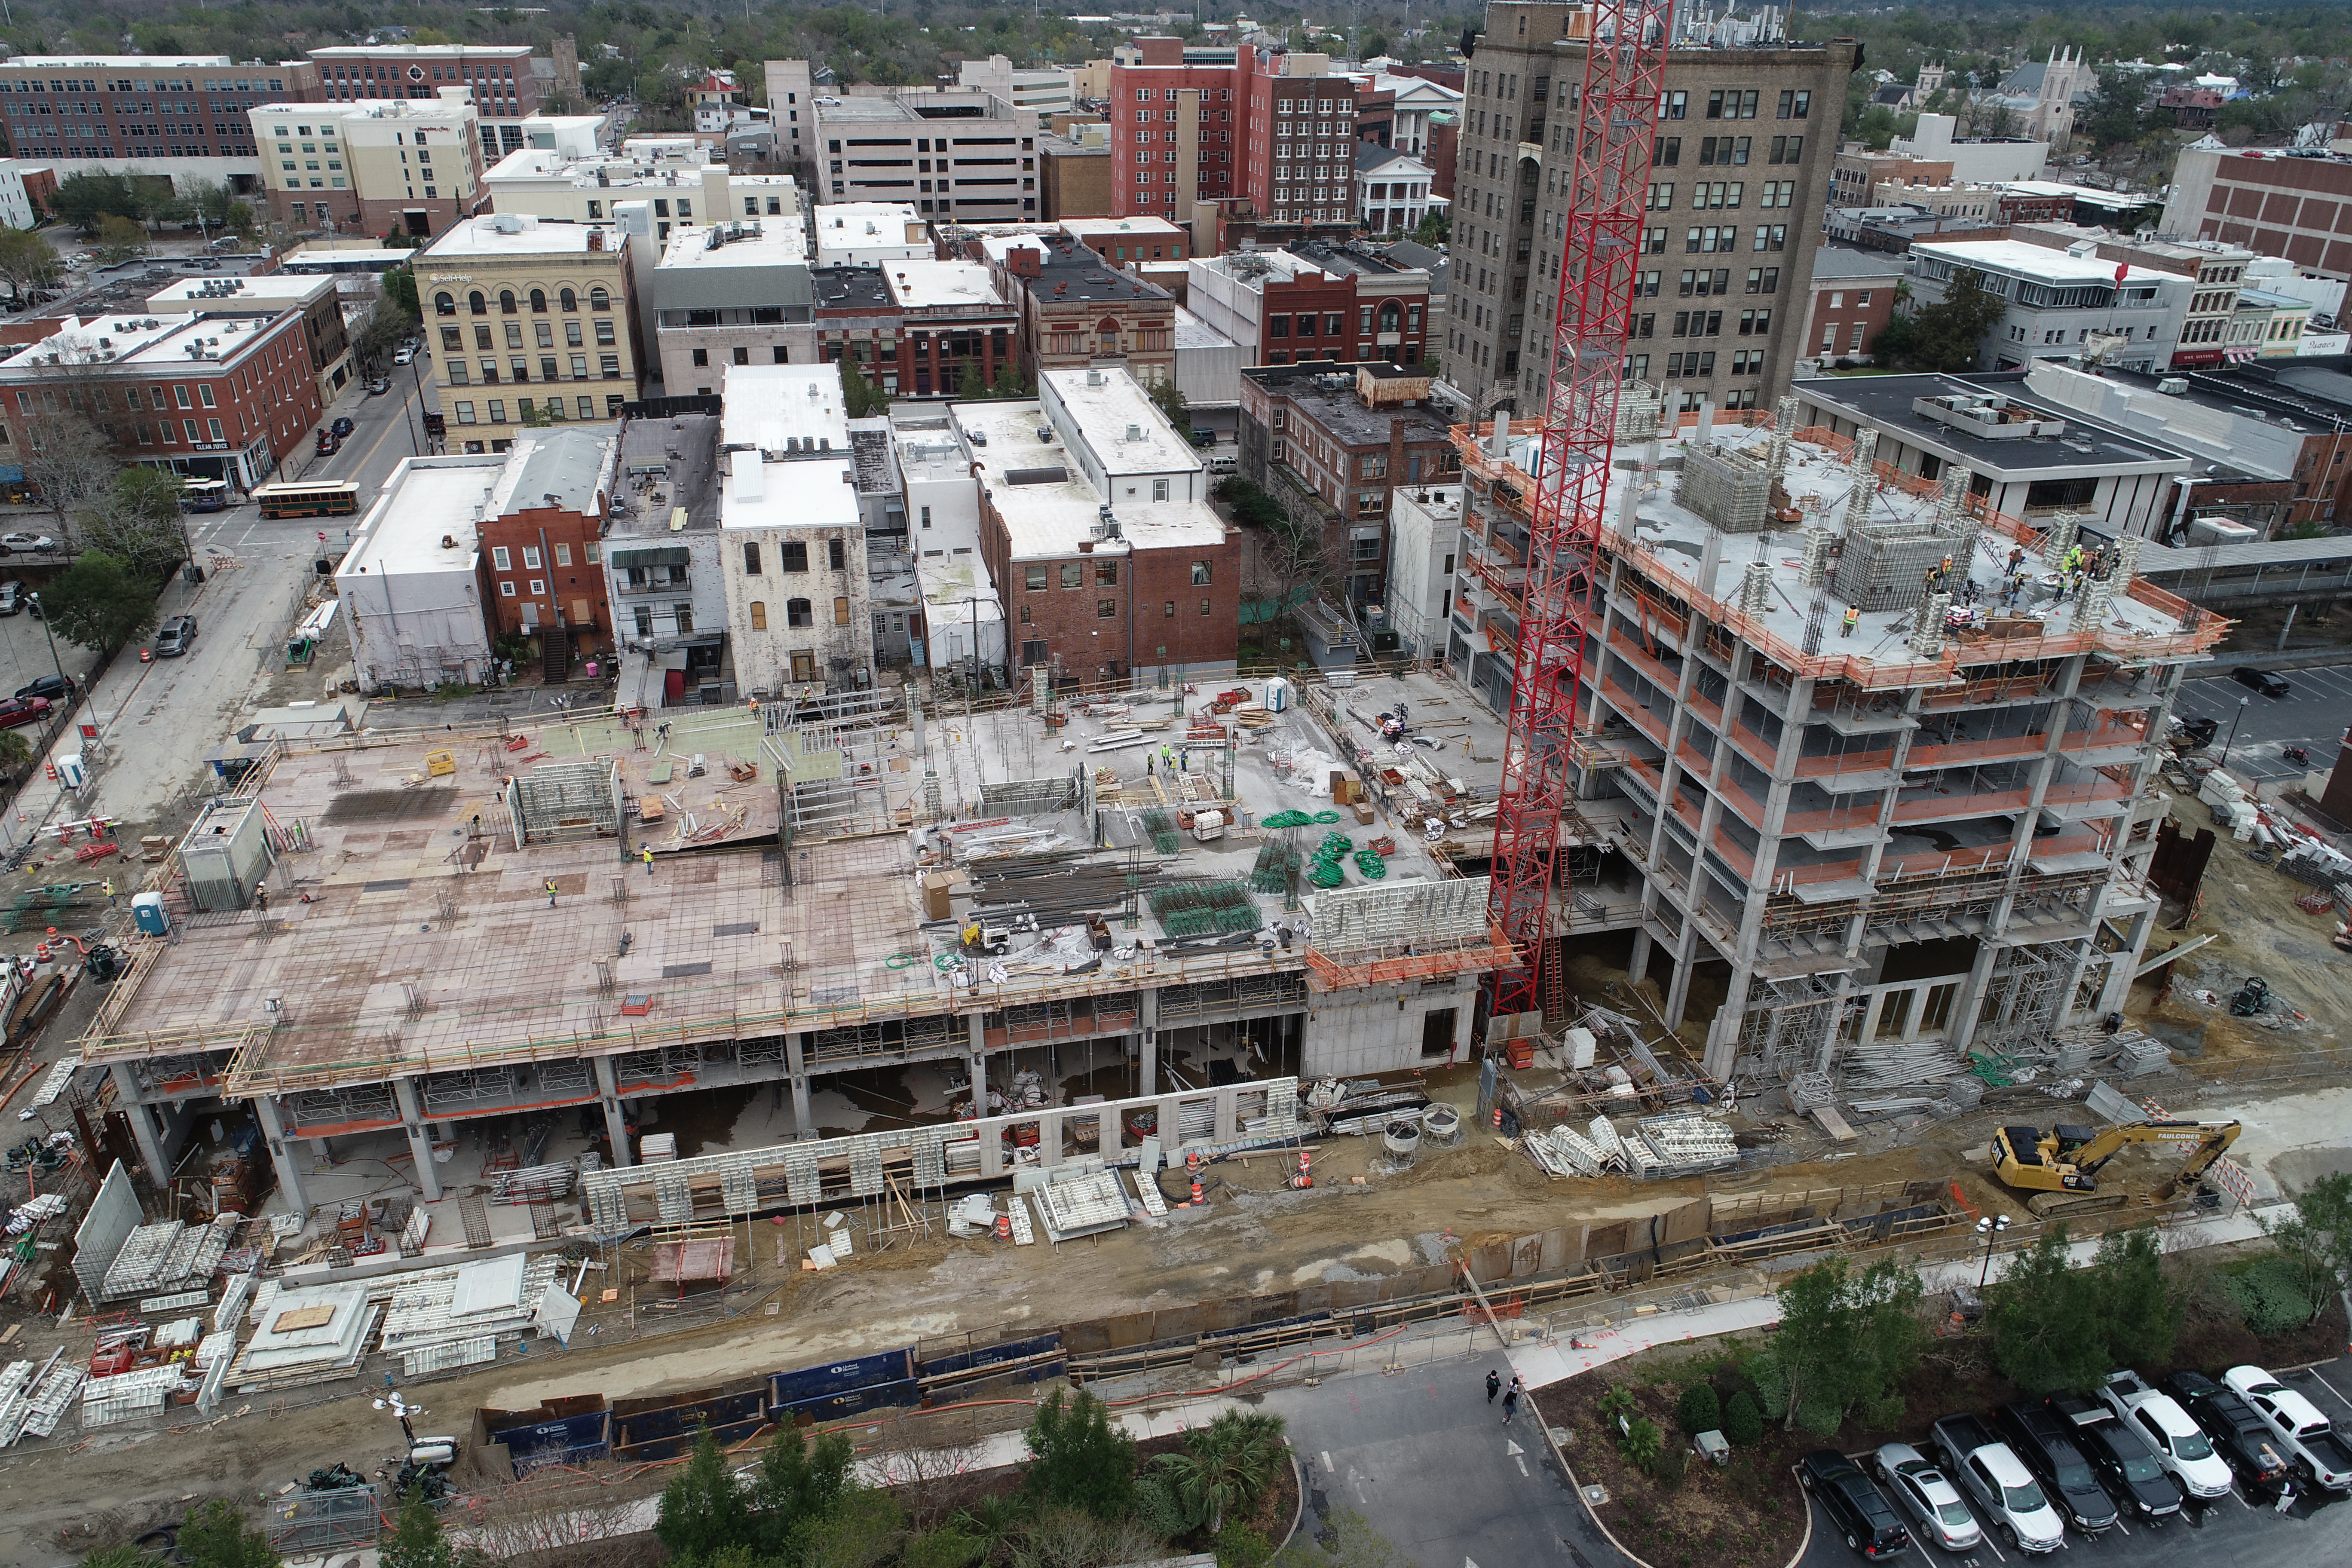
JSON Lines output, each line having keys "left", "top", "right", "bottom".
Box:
{"left": 2284, "top": 745, "right": 2312, "bottom": 767}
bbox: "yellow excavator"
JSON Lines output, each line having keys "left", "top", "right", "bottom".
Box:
{"left": 1989, "top": 1118, "right": 2242, "bottom": 1219}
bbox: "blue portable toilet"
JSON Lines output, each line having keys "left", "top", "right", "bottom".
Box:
{"left": 132, "top": 891, "right": 170, "bottom": 937}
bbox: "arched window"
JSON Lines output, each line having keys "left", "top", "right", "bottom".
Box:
{"left": 589, "top": 286, "right": 611, "bottom": 312}
{"left": 499, "top": 289, "right": 518, "bottom": 315}
{"left": 749, "top": 601, "right": 767, "bottom": 631}
{"left": 1096, "top": 315, "right": 1121, "bottom": 352}
{"left": 786, "top": 598, "right": 813, "bottom": 628}
{"left": 559, "top": 287, "right": 578, "bottom": 312}
{"left": 1378, "top": 301, "right": 1402, "bottom": 332}
{"left": 529, "top": 288, "right": 547, "bottom": 313}
{"left": 434, "top": 291, "right": 456, "bottom": 317}
{"left": 468, "top": 291, "right": 487, "bottom": 316}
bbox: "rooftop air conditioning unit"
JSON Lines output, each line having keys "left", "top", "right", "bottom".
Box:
{"left": 1037, "top": 426, "right": 1055, "bottom": 443}
{"left": 1124, "top": 423, "right": 1142, "bottom": 441}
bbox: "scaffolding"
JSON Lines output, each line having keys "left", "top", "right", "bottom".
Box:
{"left": 1675, "top": 443, "right": 1774, "bottom": 533}
{"left": 510, "top": 758, "right": 622, "bottom": 844}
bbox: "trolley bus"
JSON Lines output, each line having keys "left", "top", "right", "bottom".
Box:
{"left": 251, "top": 480, "right": 361, "bottom": 519}
{"left": 178, "top": 478, "right": 229, "bottom": 512}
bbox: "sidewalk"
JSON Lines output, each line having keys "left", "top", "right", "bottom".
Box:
{"left": 1501, "top": 1200, "right": 2284, "bottom": 1391}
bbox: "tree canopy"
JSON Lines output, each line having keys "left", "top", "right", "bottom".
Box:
{"left": 1755, "top": 1254, "right": 1928, "bottom": 1434}
{"left": 1986, "top": 1224, "right": 2181, "bottom": 1394}
{"left": 36, "top": 552, "right": 161, "bottom": 655}
{"left": 1874, "top": 267, "right": 2006, "bottom": 373}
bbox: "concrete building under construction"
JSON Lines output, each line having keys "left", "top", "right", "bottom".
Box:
{"left": 74, "top": 680, "right": 1510, "bottom": 1216}
{"left": 1447, "top": 394, "right": 2223, "bottom": 1105}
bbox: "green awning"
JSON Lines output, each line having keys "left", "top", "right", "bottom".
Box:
{"left": 609, "top": 545, "right": 690, "bottom": 568}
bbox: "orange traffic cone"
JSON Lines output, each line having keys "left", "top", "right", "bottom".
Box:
{"left": 994, "top": 1213, "right": 1011, "bottom": 1240}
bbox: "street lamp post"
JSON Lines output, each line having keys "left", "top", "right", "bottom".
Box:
{"left": 2219, "top": 695, "right": 2251, "bottom": 769}
{"left": 26, "top": 592, "right": 66, "bottom": 687}
{"left": 1975, "top": 1213, "right": 2013, "bottom": 1289}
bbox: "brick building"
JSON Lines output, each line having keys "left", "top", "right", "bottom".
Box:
{"left": 1237, "top": 361, "right": 1463, "bottom": 606}
{"left": 2163, "top": 143, "right": 2352, "bottom": 281}
{"left": 968, "top": 364, "right": 1237, "bottom": 684}
{"left": 0, "top": 309, "right": 322, "bottom": 492}
{"left": 983, "top": 233, "right": 1177, "bottom": 385}
{"left": 1039, "top": 132, "right": 1113, "bottom": 220}
{"left": 0, "top": 54, "right": 284, "bottom": 198}
{"left": 1108, "top": 39, "right": 1360, "bottom": 234}
{"left": 1187, "top": 244, "right": 1430, "bottom": 368}
{"left": 303, "top": 43, "right": 545, "bottom": 168}
{"left": 473, "top": 427, "right": 619, "bottom": 670}
{"left": 1801, "top": 247, "right": 1902, "bottom": 363}
{"left": 143, "top": 272, "right": 355, "bottom": 404}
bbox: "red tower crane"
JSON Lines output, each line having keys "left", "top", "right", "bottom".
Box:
{"left": 1485, "top": 2, "right": 1675, "bottom": 1022}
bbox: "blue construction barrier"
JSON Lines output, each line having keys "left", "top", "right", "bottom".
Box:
{"left": 775, "top": 1378, "right": 922, "bottom": 1422}
{"left": 919, "top": 1332, "right": 1065, "bottom": 1383}
{"left": 766, "top": 1348, "right": 914, "bottom": 1415}
{"left": 612, "top": 1388, "right": 769, "bottom": 1460}
{"left": 492, "top": 1409, "right": 612, "bottom": 1476}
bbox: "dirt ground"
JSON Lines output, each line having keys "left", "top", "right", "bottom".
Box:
{"left": 2124, "top": 790, "right": 2352, "bottom": 1060}
{"left": 5, "top": 787, "right": 2346, "bottom": 1562}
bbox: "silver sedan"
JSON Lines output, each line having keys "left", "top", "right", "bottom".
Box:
{"left": 1875, "top": 1442, "right": 1984, "bottom": 1553}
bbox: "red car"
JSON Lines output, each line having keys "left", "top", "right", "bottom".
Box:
{"left": 315, "top": 429, "right": 342, "bottom": 456}
{"left": 0, "top": 695, "right": 51, "bottom": 729}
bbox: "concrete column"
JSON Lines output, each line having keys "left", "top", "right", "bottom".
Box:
{"left": 786, "top": 1032, "right": 814, "bottom": 1139}
{"left": 391, "top": 1078, "right": 443, "bottom": 1202}
{"left": 1663, "top": 925, "right": 1700, "bottom": 1028}
{"left": 1138, "top": 989, "right": 1159, "bottom": 1096}
{"left": 2101, "top": 907, "right": 2158, "bottom": 1014}
{"left": 106, "top": 1064, "right": 169, "bottom": 1187}
{"left": 592, "top": 1055, "right": 632, "bottom": 1168}
{"left": 968, "top": 1013, "right": 1001, "bottom": 1177}
{"left": 1451, "top": 998, "right": 1473, "bottom": 1064}
{"left": 1945, "top": 939, "right": 2005, "bottom": 1056}
{"left": 253, "top": 1094, "right": 310, "bottom": 1215}
{"left": 1099, "top": 1093, "right": 1124, "bottom": 1155}
{"left": 1627, "top": 928, "right": 1654, "bottom": 986}
{"left": 1213, "top": 1085, "right": 1240, "bottom": 1143}
{"left": 1158, "top": 1093, "right": 1185, "bottom": 1154}
{"left": 1039, "top": 1109, "right": 1064, "bottom": 1168}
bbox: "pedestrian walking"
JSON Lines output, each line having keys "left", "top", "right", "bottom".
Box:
{"left": 1502, "top": 1385, "right": 1520, "bottom": 1424}
{"left": 1841, "top": 606, "right": 1859, "bottom": 638}
{"left": 1486, "top": 1369, "right": 1501, "bottom": 1404}
{"left": 102, "top": 879, "right": 115, "bottom": 907}
{"left": 545, "top": 879, "right": 558, "bottom": 907}
{"left": 643, "top": 845, "right": 655, "bottom": 877}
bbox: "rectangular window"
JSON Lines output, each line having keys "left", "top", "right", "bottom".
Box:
{"left": 1060, "top": 562, "right": 1082, "bottom": 588}
{"left": 554, "top": 544, "right": 572, "bottom": 567}
{"left": 1025, "top": 564, "right": 1048, "bottom": 591}
{"left": 499, "top": 581, "right": 516, "bottom": 597}
{"left": 833, "top": 596, "right": 850, "bottom": 626}
{"left": 527, "top": 579, "right": 546, "bottom": 596}
{"left": 781, "top": 540, "right": 808, "bottom": 572}
{"left": 1097, "top": 597, "right": 1117, "bottom": 619}
{"left": 1096, "top": 561, "right": 1118, "bottom": 585}
{"left": 492, "top": 546, "right": 511, "bottom": 570}
{"left": 521, "top": 547, "right": 541, "bottom": 569}
{"left": 1200, "top": 598, "right": 1212, "bottom": 616}
{"left": 743, "top": 542, "right": 761, "bottom": 574}
{"left": 1191, "top": 560, "right": 1212, "bottom": 585}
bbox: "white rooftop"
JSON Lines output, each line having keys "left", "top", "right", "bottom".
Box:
{"left": 422, "top": 214, "right": 622, "bottom": 258}
{"left": 955, "top": 397, "right": 1226, "bottom": 559}
{"left": 884, "top": 260, "right": 1003, "bottom": 311}
{"left": 1040, "top": 366, "right": 1204, "bottom": 480}
{"left": 255, "top": 96, "right": 472, "bottom": 124}
{"left": 656, "top": 218, "right": 808, "bottom": 272}
{"left": 719, "top": 366, "right": 862, "bottom": 534}
{"left": 813, "top": 203, "right": 928, "bottom": 263}
{"left": 1057, "top": 216, "right": 1188, "bottom": 239}
{"left": 145, "top": 274, "right": 333, "bottom": 310}
{"left": 1911, "top": 239, "right": 2171, "bottom": 286}
{"left": 2, "top": 54, "right": 231, "bottom": 66}
{"left": 345, "top": 456, "right": 505, "bottom": 576}
{"left": 0, "top": 310, "right": 291, "bottom": 374}
{"left": 485, "top": 147, "right": 714, "bottom": 191}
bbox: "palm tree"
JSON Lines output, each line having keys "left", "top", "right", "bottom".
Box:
{"left": 1157, "top": 1410, "right": 1288, "bottom": 1534}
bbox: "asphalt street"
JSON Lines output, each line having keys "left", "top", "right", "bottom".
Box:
{"left": 0, "top": 359, "right": 437, "bottom": 835}
{"left": 1790, "top": 1358, "right": 2352, "bottom": 1568}
{"left": 1260, "top": 1358, "right": 1618, "bottom": 1568}
{"left": 2174, "top": 664, "right": 2352, "bottom": 784}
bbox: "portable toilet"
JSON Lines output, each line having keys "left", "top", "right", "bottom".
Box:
{"left": 131, "top": 891, "right": 170, "bottom": 937}
{"left": 55, "top": 753, "right": 85, "bottom": 790}
{"left": 1265, "top": 676, "right": 1291, "bottom": 713}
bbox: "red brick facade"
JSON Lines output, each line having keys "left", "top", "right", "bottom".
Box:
{"left": 476, "top": 501, "right": 614, "bottom": 658}
{"left": 980, "top": 520, "right": 1240, "bottom": 684}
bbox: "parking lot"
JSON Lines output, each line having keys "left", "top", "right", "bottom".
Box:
{"left": 2174, "top": 664, "right": 2352, "bottom": 784}
{"left": 1793, "top": 1360, "right": 2352, "bottom": 1568}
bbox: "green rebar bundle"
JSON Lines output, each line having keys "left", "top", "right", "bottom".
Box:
{"left": 1353, "top": 848, "right": 1388, "bottom": 879}
{"left": 1141, "top": 808, "right": 1179, "bottom": 856}
{"left": 1249, "top": 838, "right": 1299, "bottom": 894}
{"left": 1145, "top": 879, "right": 1262, "bottom": 938}
{"left": 1261, "top": 809, "right": 1316, "bottom": 829}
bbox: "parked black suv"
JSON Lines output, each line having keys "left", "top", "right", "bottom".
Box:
{"left": 1801, "top": 1449, "right": 1912, "bottom": 1559}
{"left": 2162, "top": 1372, "right": 2292, "bottom": 1498}
{"left": 1997, "top": 1402, "right": 2118, "bottom": 1533}
{"left": 2068, "top": 1412, "right": 2183, "bottom": 1521}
